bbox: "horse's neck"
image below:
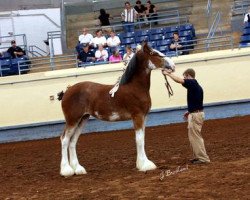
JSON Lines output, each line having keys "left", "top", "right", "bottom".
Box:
{"left": 130, "top": 66, "right": 151, "bottom": 92}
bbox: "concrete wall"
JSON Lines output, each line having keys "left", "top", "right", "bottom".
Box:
{"left": 0, "top": 48, "right": 250, "bottom": 128}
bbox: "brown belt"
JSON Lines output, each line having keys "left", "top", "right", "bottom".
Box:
{"left": 191, "top": 110, "right": 203, "bottom": 113}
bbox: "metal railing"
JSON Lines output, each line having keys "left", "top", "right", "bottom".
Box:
{"left": 0, "top": 34, "right": 27, "bottom": 53}
{"left": 28, "top": 45, "right": 48, "bottom": 57}
{"left": 232, "top": 0, "right": 250, "bottom": 16}
{"left": 17, "top": 54, "right": 78, "bottom": 75}
{"left": 206, "top": 11, "right": 222, "bottom": 49}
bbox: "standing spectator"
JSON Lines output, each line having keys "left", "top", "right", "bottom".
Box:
{"left": 123, "top": 45, "right": 134, "bottom": 63}
{"left": 7, "top": 40, "right": 26, "bottom": 58}
{"left": 90, "top": 29, "right": 107, "bottom": 48}
{"left": 121, "top": 1, "right": 138, "bottom": 32}
{"left": 146, "top": 1, "right": 158, "bottom": 25}
{"left": 134, "top": 0, "right": 146, "bottom": 22}
{"left": 78, "top": 43, "right": 95, "bottom": 64}
{"left": 107, "top": 30, "right": 121, "bottom": 53}
{"left": 109, "top": 48, "right": 122, "bottom": 63}
{"left": 162, "top": 68, "right": 210, "bottom": 164}
{"left": 169, "top": 32, "right": 184, "bottom": 54}
{"left": 98, "top": 9, "right": 112, "bottom": 34}
{"left": 244, "top": 9, "right": 250, "bottom": 23}
{"left": 78, "top": 28, "right": 93, "bottom": 44}
{"left": 95, "top": 44, "right": 109, "bottom": 62}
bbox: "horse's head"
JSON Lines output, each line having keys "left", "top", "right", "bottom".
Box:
{"left": 141, "top": 42, "right": 175, "bottom": 72}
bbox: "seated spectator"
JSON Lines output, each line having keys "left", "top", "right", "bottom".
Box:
{"left": 78, "top": 28, "right": 93, "bottom": 44}
{"left": 109, "top": 49, "right": 122, "bottom": 63}
{"left": 136, "top": 44, "right": 142, "bottom": 52}
{"left": 134, "top": 1, "right": 146, "bottom": 22}
{"left": 169, "top": 32, "right": 184, "bottom": 54}
{"left": 95, "top": 44, "right": 109, "bottom": 62}
{"left": 90, "top": 29, "right": 107, "bottom": 48}
{"left": 7, "top": 40, "right": 26, "bottom": 58}
{"left": 123, "top": 45, "right": 134, "bottom": 63}
{"left": 244, "top": 10, "right": 250, "bottom": 23}
{"left": 107, "top": 30, "right": 121, "bottom": 53}
{"left": 78, "top": 43, "right": 95, "bottom": 64}
{"left": 146, "top": 1, "right": 158, "bottom": 25}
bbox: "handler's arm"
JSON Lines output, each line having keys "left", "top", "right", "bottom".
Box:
{"left": 162, "top": 70, "right": 184, "bottom": 84}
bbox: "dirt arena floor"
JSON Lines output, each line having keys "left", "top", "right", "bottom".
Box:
{"left": 0, "top": 116, "right": 249, "bottom": 200}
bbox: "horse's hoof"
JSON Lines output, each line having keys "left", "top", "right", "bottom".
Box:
{"left": 74, "top": 165, "right": 87, "bottom": 175}
{"left": 137, "top": 159, "right": 157, "bottom": 172}
{"left": 60, "top": 165, "right": 75, "bottom": 177}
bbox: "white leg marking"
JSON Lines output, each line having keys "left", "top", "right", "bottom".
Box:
{"left": 135, "top": 129, "right": 157, "bottom": 171}
{"left": 69, "top": 120, "right": 88, "bottom": 175}
{"left": 60, "top": 127, "right": 76, "bottom": 177}
{"left": 109, "top": 112, "right": 120, "bottom": 121}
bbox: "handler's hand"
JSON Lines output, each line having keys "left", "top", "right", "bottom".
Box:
{"left": 183, "top": 111, "right": 189, "bottom": 121}
{"left": 162, "top": 69, "right": 173, "bottom": 75}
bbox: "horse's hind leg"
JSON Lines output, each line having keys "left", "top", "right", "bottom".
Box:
{"left": 60, "top": 125, "right": 77, "bottom": 177}
{"left": 133, "top": 115, "right": 157, "bottom": 172}
{"left": 69, "top": 115, "right": 90, "bottom": 175}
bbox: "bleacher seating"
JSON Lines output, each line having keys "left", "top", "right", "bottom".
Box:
{"left": 0, "top": 55, "right": 30, "bottom": 77}
{"left": 75, "top": 23, "right": 196, "bottom": 67}
{"left": 239, "top": 22, "right": 250, "bottom": 48}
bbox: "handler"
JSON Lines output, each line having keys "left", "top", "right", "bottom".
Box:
{"left": 162, "top": 68, "right": 210, "bottom": 164}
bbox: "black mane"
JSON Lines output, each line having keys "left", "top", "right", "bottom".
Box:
{"left": 119, "top": 54, "right": 138, "bottom": 85}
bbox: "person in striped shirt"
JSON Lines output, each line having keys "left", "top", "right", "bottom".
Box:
{"left": 121, "top": 1, "right": 138, "bottom": 32}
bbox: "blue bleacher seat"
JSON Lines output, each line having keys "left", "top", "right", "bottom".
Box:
{"left": 241, "top": 35, "right": 250, "bottom": 42}
{"left": 170, "top": 26, "right": 179, "bottom": 33}
{"left": 242, "top": 28, "right": 250, "bottom": 35}
{"left": 163, "top": 27, "right": 172, "bottom": 34}
{"left": 122, "top": 32, "right": 135, "bottom": 38}
{"left": 0, "top": 52, "right": 11, "bottom": 60}
{"left": 244, "top": 22, "right": 250, "bottom": 29}
{"left": 147, "top": 41, "right": 156, "bottom": 48}
{"left": 179, "top": 30, "right": 193, "bottom": 40}
{"left": 165, "top": 32, "right": 174, "bottom": 39}
{"left": 121, "top": 37, "right": 135, "bottom": 45}
{"left": 150, "top": 34, "right": 163, "bottom": 41}
{"left": 136, "top": 36, "right": 149, "bottom": 43}
{"left": 135, "top": 30, "right": 150, "bottom": 37}
{"left": 156, "top": 39, "right": 172, "bottom": 47}
{"left": 0, "top": 58, "right": 11, "bottom": 76}
{"left": 150, "top": 28, "right": 164, "bottom": 35}
{"left": 239, "top": 42, "right": 250, "bottom": 48}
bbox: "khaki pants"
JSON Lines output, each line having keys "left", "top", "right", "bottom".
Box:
{"left": 187, "top": 112, "right": 210, "bottom": 162}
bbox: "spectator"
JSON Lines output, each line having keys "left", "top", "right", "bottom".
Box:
{"left": 78, "top": 43, "right": 95, "bottom": 64}
{"left": 90, "top": 29, "right": 107, "bottom": 48}
{"left": 7, "top": 40, "right": 26, "bottom": 58}
{"left": 121, "top": 1, "right": 138, "bottom": 32}
{"left": 107, "top": 30, "right": 121, "bottom": 53}
{"left": 109, "top": 48, "right": 122, "bottom": 63}
{"left": 244, "top": 10, "right": 250, "bottom": 23}
{"left": 78, "top": 28, "right": 93, "bottom": 44}
{"left": 95, "top": 44, "right": 109, "bottom": 62}
{"left": 136, "top": 44, "right": 142, "bottom": 52}
{"left": 98, "top": 9, "right": 112, "bottom": 34}
{"left": 146, "top": 1, "right": 158, "bottom": 25}
{"left": 123, "top": 45, "right": 134, "bottom": 63}
{"left": 134, "top": 0, "right": 146, "bottom": 22}
{"left": 169, "top": 32, "right": 184, "bottom": 54}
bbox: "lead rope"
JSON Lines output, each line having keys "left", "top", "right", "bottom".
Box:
{"left": 163, "top": 74, "right": 174, "bottom": 97}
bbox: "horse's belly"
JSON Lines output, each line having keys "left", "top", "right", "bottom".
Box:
{"left": 92, "top": 111, "right": 131, "bottom": 122}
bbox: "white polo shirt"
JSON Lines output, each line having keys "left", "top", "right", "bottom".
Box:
{"left": 79, "top": 33, "right": 93, "bottom": 44}
{"left": 107, "top": 36, "right": 121, "bottom": 47}
{"left": 90, "top": 36, "right": 107, "bottom": 48}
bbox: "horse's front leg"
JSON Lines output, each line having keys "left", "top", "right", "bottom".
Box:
{"left": 133, "top": 115, "right": 157, "bottom": 172}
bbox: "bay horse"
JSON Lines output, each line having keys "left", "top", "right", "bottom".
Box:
{"left": 58, "top": 42, "right": 175, "bottom": 177}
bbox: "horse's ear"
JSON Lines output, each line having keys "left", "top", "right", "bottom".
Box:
{"left": 142, "top": 41, "right": 150, "bottom": 53}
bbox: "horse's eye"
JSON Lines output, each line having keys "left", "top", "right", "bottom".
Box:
{"left": 150, "top": 51, "right": 154, "bottom": 55}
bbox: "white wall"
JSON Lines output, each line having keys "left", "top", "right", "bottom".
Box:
{"left": 0, "top": 8, "right": 61, "bottom": 55}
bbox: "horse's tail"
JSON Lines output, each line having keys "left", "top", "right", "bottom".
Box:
{"left": 57, "top": 91, "right": 64, "bottom": 101}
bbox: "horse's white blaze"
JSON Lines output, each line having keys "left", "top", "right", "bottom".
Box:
{"left": 153, "top": 49, "right": 175, "bottom": 70}
{"left": 109, "top": 112, "right": 120, "bottom": 121}
{"left": 135, "top": 129, "right": 157, "bottom": 171}
{"left": 148, "top": 60, "right": 156, "bottom": 69}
